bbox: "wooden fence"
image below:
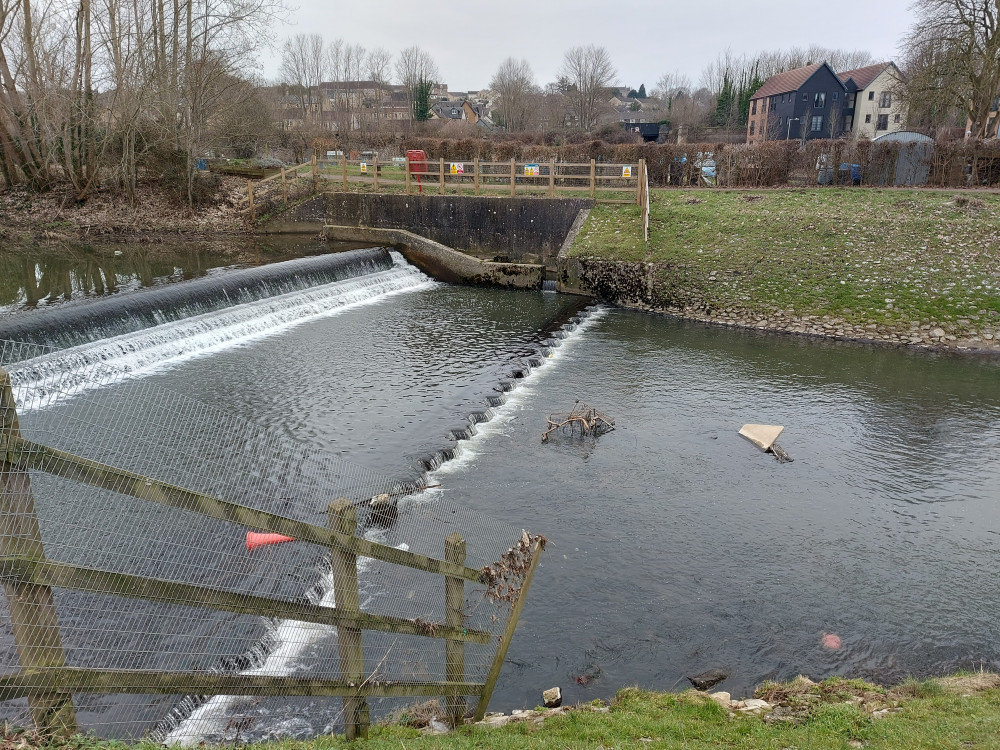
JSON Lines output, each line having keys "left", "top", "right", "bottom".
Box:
{"left": 0, "top": 369, "right": 543, "bottom": 739}
{"left": 241, "top": 157, "right": 648, "bottom": 220}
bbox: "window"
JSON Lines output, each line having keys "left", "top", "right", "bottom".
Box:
{"left": 752, "top": 99, "right": 757, "bottom": 115}
{"left": 865, "top": 114, "right": 872, "bottom": 123}
{"left": 879, "top": 92, "right": 892, "bottom": 108}
{"left": 876, "top": 114, "right": 889, "bottom": 130}
{"left": 750, "top": 121, "right": 755, "bottom": 136}
{"left": 833, "top": 92, "right": 839, "bottom": 100}
{"left": 803, "top": 93, "right": 808, "bottom": 101}
{"left": 894, "top": 114, "right": 901, "bottom": 123}
{"left": 846, "top": 93, "right": 856, "bottom": 108}
{"left": 868, "top": 91, "right": 875, "bottom": 100}
{"left": 811, "top": 115, "right": 823, "bottom": 132}
{"left": 814, "top": 92, "right": 826, "bottom": 108}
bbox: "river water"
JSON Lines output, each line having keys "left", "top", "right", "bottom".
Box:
{"left": 2, "top": 245, "right": 999, "bottom": 738}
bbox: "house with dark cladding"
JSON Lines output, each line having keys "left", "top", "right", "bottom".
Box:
{"left": 746, "top": 62, "right": 850, "bottom": 144}
{"left": 746, "top": 61, "right": 907, "bottom": 144}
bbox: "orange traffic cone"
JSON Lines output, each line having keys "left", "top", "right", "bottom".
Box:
{"left": 246, "top": 531, "right": 295, "bottom": 551}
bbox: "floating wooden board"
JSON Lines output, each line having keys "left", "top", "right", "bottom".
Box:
{"left": 739, "top": 424, "right": 784, "bottom": 452}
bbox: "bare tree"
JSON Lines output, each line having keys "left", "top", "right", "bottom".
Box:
{"left": 365, "top": 46, "right": 392, "bottom": 130}
{"left": 560, "top": 44, "right": 616, "bottom": 130}
{"left": 489, "top": 57, "right": 537, "bottom": 131}
{"left": 395, "top": 45, "right": 438, "bottom": 123}
{"left": 904, "top": 0, "right": 1000, "bottom": 137}
{"left": 279, "top": 34, "right": 326, "bottom": 123}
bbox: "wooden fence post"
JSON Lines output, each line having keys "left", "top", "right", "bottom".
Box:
{"left": 548, "top": 159, "right": 555, "bottom": 197}
{"left": 373, "top": 155, "right": 379, "bottom": 192}
{"left": 473, "top": 537, "right": 544, "bottom": 722}
{"left": 328, "top": 499, "right": 368, "bottom": 740}
{"left": 247, "top": 179, "right": 255, "bottom": 222}
{"left": 438, "top": 157, "right": 444, "bottom": 195}
{"left": 444, "top": 533, "right": 466, "bottom": 727}
{"left": 405, "top": 157, "right": 411, "bottom": 194}
{"left": 589, "top": 159, "right": 596, "bottom": 199}
{"left": 342, "top": 155, "right": 348, "bottom": 191}
{"left": 0, "top": 370, "right": 77, "bottom": 737}
{"left": 311, "top": 154, "right": 318, "bottom": 194}
{"left": 280, "top": 167, "right": 287, "bottom": 204}
{"left": 509, "top": 158, "right": 515, "bottom": 197}
{"left": 474, "top": 157, "right": 480, "bottom": 196}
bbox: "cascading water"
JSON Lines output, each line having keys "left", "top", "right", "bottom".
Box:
{"left": 6, "top": 251, "right": 435, "bottom": 402}
{"left": 0, "top": 248, "right": 397, "bottom": 351}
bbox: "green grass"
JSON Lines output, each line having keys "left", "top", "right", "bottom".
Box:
{"left": 21, "top": 676, "right": 1000, "bottom": 749}
{"left": 569, "top": 188, "right": 1000, "bottom": 336}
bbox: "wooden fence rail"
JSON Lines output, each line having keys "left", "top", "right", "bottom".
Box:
{"left": 0, "top": 369, "right": 544, "bottom": 740}
{"left": 241, "top": 157, "right": 646, "bottom": 215}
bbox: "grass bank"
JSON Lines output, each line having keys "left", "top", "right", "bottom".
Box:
{"left": 18, "top": 674, "right": 1000, "bottom": 749}
{"left": 568, "top": 189, "right": 1000, "bottom": 350}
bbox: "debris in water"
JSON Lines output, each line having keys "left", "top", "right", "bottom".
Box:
{"left": 738, "top": 423, "right": 793, "bottom": 463}
{"left": 542, "top": 401, "right": 615, "bottom": 443}
{"left": 822, "top": 633, "right": 842, "bottom": 650}
{"left": 688, "top": 669, "right": 729, "bottom": 691}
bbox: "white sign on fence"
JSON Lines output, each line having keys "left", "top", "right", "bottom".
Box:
{"left": 360, "top": 162, "right": 368, "bottom": 173}
{"left": 451, "top": 163, "right": 464, "bottom": 174}
{"left": 622, "top": 165, "right": 632, "bottom": 178}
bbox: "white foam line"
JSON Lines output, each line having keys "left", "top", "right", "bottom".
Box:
{"left": 12, "top": 255, "right": 436, "bottom": 411}
{"left": 429, "top": 305, "right": 608, "bottom": 478}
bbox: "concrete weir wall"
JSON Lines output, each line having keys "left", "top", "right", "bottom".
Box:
{"left": 321, "top": 225, "right": 544, "bottom": 290}
{"left": 276, "top": 193, "right": 592, "bottom": 264}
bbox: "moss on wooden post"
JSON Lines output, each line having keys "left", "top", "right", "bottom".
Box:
{"left": 444, "top": 532, "right": 466, "bottom": 727}
{"left": 328, "top": 498, "right": 368, "bottom": 740}
{"left": 0, "top": 369, "right": 76, "bottom": 737}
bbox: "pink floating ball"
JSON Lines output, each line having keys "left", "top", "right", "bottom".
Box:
{"left": 822, "top": 633, "right": 842, "bottom": 650}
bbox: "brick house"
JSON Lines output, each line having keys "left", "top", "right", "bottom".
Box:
{"left": 746, "top": 62, "right": 850, "bottom": 144}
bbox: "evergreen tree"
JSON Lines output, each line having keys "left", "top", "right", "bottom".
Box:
{"left": 628, "top": 89, "right": 639, "bottom": 98}
{"left": 714, "top": 74, "right": 735, "bottom": 127}
{"left": 637, "top": 83, "right": 646, "bottom": 98}
{"left": 414, "top": 81, "right": 433, "bottom": 121}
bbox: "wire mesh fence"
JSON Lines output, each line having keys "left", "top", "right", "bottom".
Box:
{"left": 0, "top": 340, "right": 542, "bottom": 742}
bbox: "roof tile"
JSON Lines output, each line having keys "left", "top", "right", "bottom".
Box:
{"left": 752, "top": 63, "right": 825, "bottom": 100}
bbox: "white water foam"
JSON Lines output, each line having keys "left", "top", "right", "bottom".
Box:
{"left": 165, "top": 538, "right": 410, "bottom": 745}
{"left": 11, "top": 253, "right": 435, "bottom": 410}
{"left": 428, "top": 305, "right": 609, "bottom": 479}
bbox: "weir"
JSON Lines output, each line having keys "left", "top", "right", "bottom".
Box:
{"left": 0, "top": 244, "right": 604, "bottom": 744}
{"left": 0, "top": 248, "right": 395, "bottom": 351}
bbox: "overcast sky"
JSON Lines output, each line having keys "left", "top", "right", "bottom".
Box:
{"left": 260, "top": 0, "right": 916, "bottom": 91}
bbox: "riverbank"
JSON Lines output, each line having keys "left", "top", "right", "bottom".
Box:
{"left": 0, "top": 179, "right": 251, "bottom": 243}
{"left": 566, "top": 188, "right": 1000, "bottom": 354}
{"left": 14, "top": 673, "right": 1000, "bottom": 748}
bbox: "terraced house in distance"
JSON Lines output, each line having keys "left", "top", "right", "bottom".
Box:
{"left": 746, "top": 61, "right": 907, "bottom": 144}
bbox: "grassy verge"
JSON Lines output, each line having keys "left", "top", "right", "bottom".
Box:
{"left": 569, "top": 188, "right": 1000, "bottom": 344}
{"left": 16, "top": 674, "right": 1000, "bottom": 749}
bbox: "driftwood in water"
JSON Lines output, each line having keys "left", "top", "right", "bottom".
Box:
{"left": 542, "top": 401, "right": 615, "bottom": 443}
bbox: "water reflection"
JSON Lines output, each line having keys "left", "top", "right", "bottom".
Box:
{"left": 0, "top": 238, "right": 359, "bottom": 314}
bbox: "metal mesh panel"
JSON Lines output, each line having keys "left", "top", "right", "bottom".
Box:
{"left": 0, "top": 342, "right": 537, "bottom": 742}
